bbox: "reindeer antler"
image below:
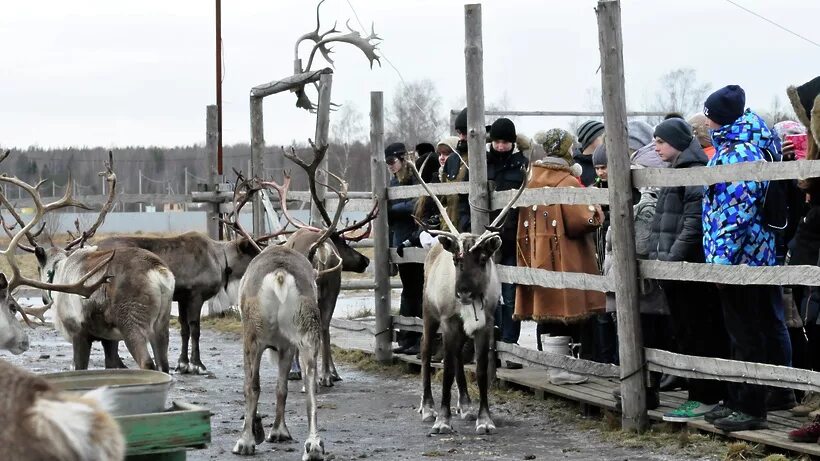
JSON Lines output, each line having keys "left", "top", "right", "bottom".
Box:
{"left": 304, "top": 19, "right": 381, "bottom": 72}
{"left": 65, "top": 151, "right": 117, "bottom": 250}
{"left": 259, "top": 169, "right": 322, "bottom": 233}
{"left": 307, "top": 169, "right": 348, "bottom": 262}
{"left": 283, "top": 140, "right": 335, "bottom": 227}
{"left": 335, "top": 198, "right": 378, "bottom": 242}
{"left": 219, "top": 170, "right": 263, "bottom": 253}
{"left": 294, "top": 0, "right": 338, "bottom": 65}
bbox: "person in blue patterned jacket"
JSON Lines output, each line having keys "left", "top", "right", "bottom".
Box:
{"left": 700, "top": 85, "right": 789, "bottom": 433}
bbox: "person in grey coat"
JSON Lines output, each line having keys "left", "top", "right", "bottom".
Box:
{"left": 647, "top": 118, "right": 728, "bottom": 422}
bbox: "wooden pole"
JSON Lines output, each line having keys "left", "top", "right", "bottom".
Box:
{"left": 596, "top": 0, "right": 647, "bottom": 432}
{"left": 465, "top": 3, "right": 496, "bottom": 384}
{"left": 370, "top": 91, "right": 392, "bottom": 363}
{"left": 312, "top": 73, "right": 332, "bottom": 226}
{"left": 250, "top": 96, "right": 265, "bottom": 236}
{"left": 206, "top": 105, "right": 219, "bottom": 240}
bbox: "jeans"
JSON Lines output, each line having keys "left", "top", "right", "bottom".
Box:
{"left": 495, "top": 249, "right": 520, "bottom": 344}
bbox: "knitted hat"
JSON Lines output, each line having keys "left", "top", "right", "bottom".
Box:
{"left": 627, "top": 120, "right": 654, "bottom": 152}
{"left": 703, "top": 85, "right": 746, "bottom": 127}
{"left": 415, "top": 142, "right": 435, "bottom": 156}
{"left": 436, "top": 136, "right": 459, "bottom": 154}
{"left": 489, "top": 118, "right": 517, "bottom": 143}
{"left": 687, "top": 113, "right": 712, "bottom": 148}
{"left": 787, "top": 76, "right": 820, "bottom": 127}
{"left": 592, "top": 142, "right": 607, "bottom": 166}
{"left": 384, "top": 142, "right": 407, "bottom": 160}
{"left": 533, "top": 129, "right": 575, "bottom": 165}
{"left": 454, "top": 107, "right": 468, "bottom": 133}
{"left": 577, "top": 120, "right": 605, "bottom": 151}
{"left": 654, "top": 118, "right": 693, "bottom": 152}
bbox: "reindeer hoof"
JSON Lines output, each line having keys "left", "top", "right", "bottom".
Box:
{"left": 175, "top": 362, "right": 191, "bottom": 374}
{"left": 421, "top": 406, "right": 437, "bottom": 422}
{"left": 475, "top": 419, "right": 496, "bottom": 434}
{"left": 266, "top": 425, "right": 293, "bottom": 443}
{"left": 190, "top": 362, "right": 207, "bottom": 374}
{"left": 232, "top": 437, "right": 256, "bottom": 455}
{"left": 330, "top": 371, "right": 342, "bottom": 382}
{"left": 302, "top": 436, "right": 325, "bottom": 461}
{"left": 319, "top": 375, "right": 334, "bottom": 388}
{"left": 288, "top": 370, "right": 302, "bottom": 381}
{"left": 252, "top": 415, "right": 265, "bottom": 444}
{"left": 431, "top": 417, "right": 453, "bottom": 434}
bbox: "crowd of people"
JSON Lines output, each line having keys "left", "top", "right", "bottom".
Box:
{"left": 386, "top": 75, "right": 820, "bottom": 438}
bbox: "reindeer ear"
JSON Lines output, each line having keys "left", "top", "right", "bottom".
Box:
{"left": 437, "top": 235, "right": 459, "bottom": 254}
{"left": 478, "top": 235, "right": 502, "bottom": 257}
{"left": 34, "top": 246, "right": 47, "bottom": 267}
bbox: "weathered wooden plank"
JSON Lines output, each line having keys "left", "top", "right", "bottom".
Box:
{"left": 632, "top": 159, "right": 820, "bottom": 188}
{"left": 646, "top": 348, "right": 820, "bottom": 392}
{"left": 389, "top": 247, "right": 428, "bottom": 264}
{"left": 496, "top": 266, "right": 612, "bottom": 292}
{"left": 387, "top": 182, "right": 470, "bottom": 200}
{"left": 491, "top": 187, "right": 610, "bottom": 209}
{"left": 391, "top": 315, "right": 424, "bottom": 333}
{"left": 496, "top": 342, "right": 620, "bottom": 378}
{"left": 330, "top": 318, "right": 377, "bottom": 335}
{"left": 468, "top": 110, "right": 669, "bottom": 118}
{"left": 639, "top": 260, "right": 820, "bottom": 286}
{"left": 370, "top": 92, "right": 392, "bottom": 363}
{"left": 340, "top": 279, "right": 401, "bottom": 291}
{"left": 249, "top": 68, "right": 332, "bottom": 98}
{"left": 117, "top": 402, "right": 211, "bottom": 456}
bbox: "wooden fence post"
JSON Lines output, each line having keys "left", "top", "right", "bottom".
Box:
{"left": 465, "top": 3, "right": 497, "bottom": 384}
{"left": 206, "top": 105, "right": 220, "bottom": 240}
{"left": 596, "top": 0, "right": 648, "bottom": 432}
{"left": 371, "top": 91, "right": 392, "bottom": 363}
{"left": 312, "top": 73, "right": 332, "bottom": 226}
{"left": 250, "top": 96, "right": 265, "bottom": 236}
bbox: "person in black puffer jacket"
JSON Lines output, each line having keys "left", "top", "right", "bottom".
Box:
{"left": 647, "top": 119, "right": 729, "bottom": 422}
{"left": 486, "top": 118, "right": 529, "bottom": 356}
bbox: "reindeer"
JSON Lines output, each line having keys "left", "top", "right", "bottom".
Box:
{"left": 414, "top": 162, "right": 528, "bottom": 435}
{"left": 95, "top": 173, "right": 263, "bottom": 374}
{"left": 25, "top": 156, "right": 176, "bottom": 372}
{"left": 231, "top": 171, "right": 350, "bottom": 461}
{"left": 0, "top": 155, "right": 125, "bottom": 461}
{"left": 260, "top": 143, "right": 374, "bottom": 386}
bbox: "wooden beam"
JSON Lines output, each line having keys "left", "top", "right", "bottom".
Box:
{"left": 249, "top": 68, "right": 332, "bottom": 98}
{"left": 311, "top": 73, "right": 332, "bottom": 226}
{"left": 370, "top": 91, "right": 392, "bottom": 363}
{"left": 497, "top": 266, "right": 612, "bottom": 292}
{"left": 250, "top": 96, "right": 265, "bottom": 235}
{"left": 492, "top": 186, "right": 610, "bottom": 208}
{"left": 330, "top": 318, "right": 377, "bottom": 335}
{"left": 451, "top": 109, "right": 670, "bottom": 118}
{"left": 597, "top": 0, "right": 647, "bottom": 432}
{"left": 497, "top": 342, "right": 620, "bottom": 379}
{"left": 387, "top": 182, "right": 470, "bottom": 200}
{"left": 633, "top": 160, "right": 820, "bottom": 188}
{"left": 639, "top": 260, "right": 820, "bottom": 286}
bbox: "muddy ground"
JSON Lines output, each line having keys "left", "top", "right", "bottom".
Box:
{"left": 1, "top": 314, "right": 732, "bottom": 461}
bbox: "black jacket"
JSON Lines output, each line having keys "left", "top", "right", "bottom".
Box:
{"left": 647, "top": 138, "right": 708, "bottom": 262}
{"left": 573, "top": 148, "right": 596, "bottom": 187}
{"left": 486, "top": 145, "right": 528, "bottom": 258}
{"left": 388, "top": 166, "right": 418, "bottom": 247}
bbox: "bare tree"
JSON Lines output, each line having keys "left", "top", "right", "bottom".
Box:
{"left": 759, "top": 95, "right": 797, "bottom": 126}
{"left": 648, "top": 68, "right": 710, "bottom": 124}
{"left": 330, "top": 101, "right": 365, "bottom": 179}
{"left": 568, "top": 86, "right": 603, "bottom": 135}
{"left": 386, "top": 79, "right": 445, "bottom": 147}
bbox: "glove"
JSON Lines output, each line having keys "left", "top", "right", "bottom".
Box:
{"left": 396, "top": 239, "right": 411, "bottom": 257}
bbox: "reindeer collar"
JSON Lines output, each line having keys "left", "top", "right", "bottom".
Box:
{"left": 223, "top": 248, "right": 232, "bottom": 290}
{"left": 46, "top": 261, "right": 59, "bottom": 300}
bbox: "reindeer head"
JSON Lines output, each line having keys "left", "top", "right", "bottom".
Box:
{"left": 0, "top": 274, "right": 29, "bottom": 354}
{"left": 438, "top": 233, "right": 501, "bottom": 305}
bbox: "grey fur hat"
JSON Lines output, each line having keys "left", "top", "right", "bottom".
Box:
{"left": 627, "top": 120, "right": 654, "bottom": 152}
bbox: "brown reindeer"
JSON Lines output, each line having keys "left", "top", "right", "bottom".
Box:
{"left": 261, "top": 144, "right": 375, "bottom": 386}
{"left": 231, "top": 170, "right": 349, "bottom": 461}
{"left": 414, "top": 161, "right": 528, "bottom": 435}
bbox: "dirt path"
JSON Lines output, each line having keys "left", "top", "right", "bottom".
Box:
{"left": 1, "top": 317, "right": 726, "bottom": 461}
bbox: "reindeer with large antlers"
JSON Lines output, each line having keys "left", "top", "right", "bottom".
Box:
{"left": 415, "top": 161, "right": 529, "bottom": 435}
{"left": 231, "top": 164, "right": 352, "bottom": 461}
{"left": 96, "top": 171, "right": 263, "bottom": 374}
{"left": 263, "top": 141, "right": 375, "bottom": 386}
{"left": 28, "top": 155, "right": 176, "bottom": 372}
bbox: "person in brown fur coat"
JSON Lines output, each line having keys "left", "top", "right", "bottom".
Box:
{"left": 514, "top": 128, "right": 604, "bottom": 356}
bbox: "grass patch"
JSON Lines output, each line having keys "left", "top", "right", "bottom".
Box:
{"left": 200, "top": 309, "right": 243, "bottom": 334}
{"left": 346, "top": 306, "right": 374, "bottom": 319}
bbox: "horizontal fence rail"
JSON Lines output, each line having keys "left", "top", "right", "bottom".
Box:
{"left": 387, "top": 182, "right": 470, "bottom": 200}
{"left": 633, "top": 159, "right": 820, "bottom": 188}
{"left": 491, "top": 187, "right": 609, "bottom": 209}
{"left": 640, "top": 260, "right": 820, "bottom": 287}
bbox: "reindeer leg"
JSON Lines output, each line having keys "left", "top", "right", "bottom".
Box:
{"left": 301, "top": 344, "right": 325, "bottom": 461}
{"left": 102, "top": 339, "right": 127, "bottom": 369}
{"left": 175, "top": 298, "right": 192, "bottom": 373}
{"left": 420, "top": 312, "right": 438, "bottom": 422}
{"left": 432, "top": 328, "right": 456, "bottom": 434}
{"left": 455, "top": 331, "right": 475, "bottom": 421}
{"left": 188, "top": 297, "right": 207, "bottom": 374}
{"left": 123, "top": 331, "right": 157, "bottom": 371}
{"left": 318, "top": 296, "right": 334, "bottom": 387}
{"left": 474, "top": 325, "right": 496, "bottom": 434}
{"left": 289, "top": 350, "right": 302, "bottom": 381}
{"left": 72, "top": 335, "right": 92, "bottom": 370}
{"left": 233, "top": 328, "right": 265, "bottom": 455}
{"left": 267, "top": 347, "right": 295, "bottom": 443}
{"left": 151, "top": 327, "right": 170, "bottom": 373}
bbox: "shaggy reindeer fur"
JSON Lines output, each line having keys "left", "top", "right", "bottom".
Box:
{"left": 233, "top": 245, "right": 325, "bottom": 460}
{"left": 38, "top": 246, "right": 174, "bottom": 372}
{"left": 97, "top": 232, "right": 260, "bottom": 373}
{"left": 284, "top": 228, "right": 369, "bottom": 386}
{"left": 0, "top": 274, "right": 29, "bottom": 355}
{"left": 0, "top": 359, "right": 125, "bottom": 461}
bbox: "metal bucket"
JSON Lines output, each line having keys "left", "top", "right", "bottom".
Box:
{"left": 42, "top": 369, "right": 174, "bottom": 416}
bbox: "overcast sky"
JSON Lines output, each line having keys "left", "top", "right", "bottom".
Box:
{"left": 0, "top": 0, "right": 817, "bottom": 150}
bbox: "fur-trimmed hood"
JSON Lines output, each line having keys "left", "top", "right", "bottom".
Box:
{"left": 787, "top": 76, "right": 820, "bottom": 147}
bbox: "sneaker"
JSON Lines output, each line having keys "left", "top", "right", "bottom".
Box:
{"left": 549, "top": 369, "right": 587, "bottom": 385}
{"left": 703, "top": 404, "right": 733, "bottom": 423}
{"left": 403, "top": 343, "right": 420, "bottom": 356}
{"left": 791, "top": 392, "right": 820, "bottom": 417}
{"left": 789, "top": 417, "right": 820, "bottom": 442}
{"left": 663, "top": 401, "right": 713, "bottom": 422}
{"left": 713, "top": 411, "right": 768, "bottom": 432}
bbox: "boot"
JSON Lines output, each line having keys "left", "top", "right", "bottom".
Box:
{"left": 766, "top": 388, "right": 797, "bottom": 412}
{"left": 543, "top": 336, "right": 587, "bottom": 385}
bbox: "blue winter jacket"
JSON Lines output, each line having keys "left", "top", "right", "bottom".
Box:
{"left": 702, "top": 109, "right": 776, "bottom": 267}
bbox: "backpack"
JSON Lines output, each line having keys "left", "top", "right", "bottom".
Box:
{"left": 633, "top": 190, "right": 658, "bottom": 258}
{"left": 760, "top": 147, "right": 788, "bottom": 233}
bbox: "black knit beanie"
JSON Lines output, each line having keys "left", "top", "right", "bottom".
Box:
{"left": 384, "top": 142, "right": 406, "bottom": 160}
{"left": 654, "top": 118, "right": 693, "bottom": 152}
{"left": 454, "top": 107, "right": 468, "bottom": 133}
{"left": 415, "top": 142, "right": 435, "bottom": 156}
{"left": 703, "top": 85, "right": 746, "bottom": 127}
{"left": 489, "top": 118, "right": 516, "bottom": 143}
{"left": 577, "top": 120, "right": 605, "bottom": 151}
{"left": 592, "top": 143, "right": 607, "bottom": 166}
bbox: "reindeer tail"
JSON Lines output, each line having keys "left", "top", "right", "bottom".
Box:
{"left": 271, "top": 269, "right": 292, "bottom": 304}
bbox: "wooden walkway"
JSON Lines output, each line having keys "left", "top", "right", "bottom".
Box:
{"left": 330, "top": 324, "right": 820, "bottom": 458}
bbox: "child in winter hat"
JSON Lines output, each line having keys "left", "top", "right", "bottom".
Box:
{"left": 703, "top": 85, "right": 746, "bottom": 127}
